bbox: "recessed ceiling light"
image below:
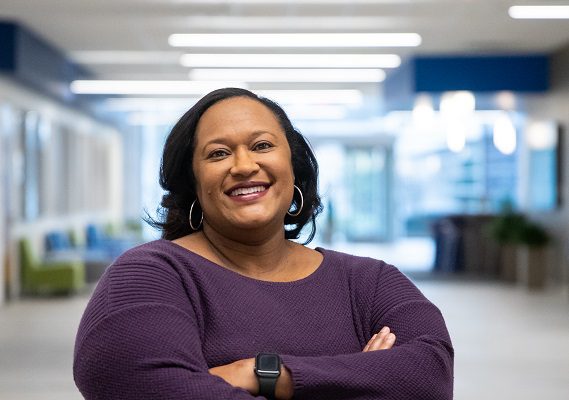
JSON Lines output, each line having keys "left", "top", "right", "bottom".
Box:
{"left": 188, "top": 68, "right": 386, "bottom": 82}
{"left": 509, "top": 5, "right": 569, "bottom": 19}
{"left": 180, "top": 53, "right": 401, "bottom": 68}
{"left": 169, "top": 33, "right": 422, "bottom": 48}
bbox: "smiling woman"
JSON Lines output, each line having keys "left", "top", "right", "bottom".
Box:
{"left": 73, "top": 88, "right": 454, "bottom": 400}
{"left": 154, "top": 88, "right": 321, "bottom": 243}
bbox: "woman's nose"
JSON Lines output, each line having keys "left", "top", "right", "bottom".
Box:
{"left": 230, "top": 149, "right": 260, "bottom": 176}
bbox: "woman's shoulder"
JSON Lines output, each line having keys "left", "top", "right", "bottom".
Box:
{"left": 318, "top": 247, "right": 413, "bottom": 291}
{"left": 318, "top": 247, "right": 394, "bottom": 275}
{"left": 113, "top": 239, "right": 189, "bottom": 265}
{"left": 319, "top": 247, "right": 427, "bottom": 310}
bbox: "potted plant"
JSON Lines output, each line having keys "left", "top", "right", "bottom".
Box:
{"left": 516, "top": 221, "right": 550, "bottom": 290}
{"left": 489, "top": 207, "right": 526, "bottom": 282}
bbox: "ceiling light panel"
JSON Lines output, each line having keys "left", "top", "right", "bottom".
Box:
{"left": 180, "top": 54, "right": 401, "bottom": 68}
{"left": 71, "top": 51, "right": 182, "bottom": 64}
{"left": 509, "top": 5, "right": 569, "bottom": 19}
{"left": 177, "top": 16, "right": 407, "bottom": 31}
{"left": 180, "top": 0, "right": 431, "bottom": 3}
{"left": 188, "top": 68, "right": 386, "bottom": 82}
{"left": 169, "top": 33, "right": 422, "bottom": 48}
{"left": 255, "top": 90, "right": 363, "bottom": 105}
{"left": 70, "top": 80, "right": 247, "bottom": 95}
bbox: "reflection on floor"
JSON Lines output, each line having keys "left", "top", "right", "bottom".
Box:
{"left": 1, "top": 263, "right": 568, "bottom": 399}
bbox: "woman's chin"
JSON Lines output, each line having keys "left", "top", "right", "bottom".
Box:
{"left": 226, "top": 213, "right": 281, "bottom": 232}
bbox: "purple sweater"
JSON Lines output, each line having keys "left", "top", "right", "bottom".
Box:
{"left": 74, "top": 240, "right": 453, "bottom": 399}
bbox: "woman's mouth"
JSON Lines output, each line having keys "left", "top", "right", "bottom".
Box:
{"left": 226, "top": 183, "right": 270, "bottom": 202}
{"left": 229, "top": 185, "right": 267, "bottom": 197}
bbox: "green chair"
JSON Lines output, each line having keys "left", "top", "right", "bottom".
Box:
{"left": 19, "top": 238, "right": 86, "bottom": 295}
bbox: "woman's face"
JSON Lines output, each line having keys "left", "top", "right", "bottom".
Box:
{"left": 192, "top": 96, "right": 295, "bottom": 234}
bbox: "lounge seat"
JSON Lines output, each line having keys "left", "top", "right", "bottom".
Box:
{"left": 19, "top": 238, "right": 85, "bottom": 295}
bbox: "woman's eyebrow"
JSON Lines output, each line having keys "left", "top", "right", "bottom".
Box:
{"left": 202, "top": 130, "right": 279, "bottom": 148}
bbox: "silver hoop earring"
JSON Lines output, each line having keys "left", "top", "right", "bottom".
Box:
{"left": 189, "top": 199, "right": 203, "bottom": 230}
{"left": 287, "top": 185, "right": 304, "bottom": 217}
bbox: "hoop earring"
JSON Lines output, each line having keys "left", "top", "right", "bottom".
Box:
{"left": 189, "top": 199, "right": 203, "bottom": 230}
{"left": 287, "top": 185, "right": 304, "bottom": 217}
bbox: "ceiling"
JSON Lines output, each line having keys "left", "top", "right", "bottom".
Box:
{"left": 1, "top": 0, "right": 569, "bottom": 123}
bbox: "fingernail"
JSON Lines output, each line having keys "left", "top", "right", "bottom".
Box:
{"left": 371, "top": 333, "right": 378, "bottom": 340}
{"left": 388, "top": 333, "right": 395, "bottom": 341}
{"left": 380, "top": 326, "right": 389, "bottom": 333}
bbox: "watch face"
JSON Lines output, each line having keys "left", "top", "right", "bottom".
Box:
{"left": 257, "top": 353, "right": 280, "bottom": 374}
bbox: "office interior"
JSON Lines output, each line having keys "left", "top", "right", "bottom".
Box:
{"left": 1, "top": 1, "right": 569, "bottom": 399}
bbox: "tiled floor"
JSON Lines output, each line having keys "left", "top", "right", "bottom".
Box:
{"left": 1, "top": 276, "right": 569, "bottom": 399}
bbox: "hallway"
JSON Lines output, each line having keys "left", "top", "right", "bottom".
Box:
{"left": 1, "top": 275, "right": 568, "bottom": 399}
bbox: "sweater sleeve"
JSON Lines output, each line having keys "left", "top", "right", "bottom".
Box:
{"left": 280, "top": 263, "right": 454, "bottom": 400}
{"left": 73, "top": 258, "right": 262, "bottom": 400}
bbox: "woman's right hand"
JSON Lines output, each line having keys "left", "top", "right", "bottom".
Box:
{"left": 363, "top": 326, "right": 396, "bottom": 352}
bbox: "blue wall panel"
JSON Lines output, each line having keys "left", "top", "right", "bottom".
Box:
{"left": 414, "top": 55, "right": 549, "bottom": 93}
{"left": 0, "top": 22, "right": 17, "bottom": 71}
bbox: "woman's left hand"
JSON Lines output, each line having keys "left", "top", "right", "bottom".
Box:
{"left": 209, "top": 358, "right": 293, "bottom": 400}
{"left": 363, "top": 326, "right": 396, "bottom": 352}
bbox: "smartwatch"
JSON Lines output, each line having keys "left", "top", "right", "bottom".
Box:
{"left": 254, "top": 353, "right": 281, "bottom": 400}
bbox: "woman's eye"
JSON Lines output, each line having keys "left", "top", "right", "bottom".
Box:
{"left": 208, "top": 149, "right": 229, "bottom": 159}
{"left": 253, "top": 142, "right": 272, "bottom": 151}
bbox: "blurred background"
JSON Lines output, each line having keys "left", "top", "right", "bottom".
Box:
{"left": 1, "top": 0, "right": 568, "bottom": 399}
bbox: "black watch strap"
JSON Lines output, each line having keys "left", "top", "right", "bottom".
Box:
{"left": 255, "top": 353, "right": 281, "bottom": 400}
{"left": 258, "top": 375, "right": 278, "bottom": 399}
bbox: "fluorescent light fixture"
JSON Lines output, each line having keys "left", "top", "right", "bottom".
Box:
{"left": 70, "top": 80, "right": 247, "bottom": 95}
{"left": 102, "top": 97, "right": 199, "bottom": 112}
{"left": 176, "top": 16, "right": 408, "bottom": 31}
{"left": 71, "top": 51, "right": 182, "bottom": 64}
{"left": 189, "top": 68, "right": 385, "bottom": 82}
{"left": 509, "top": 5, "right": 569, "bottom": 19}
{"left": 169, "top": 33, "right": 422, "bottom": 48}
{"left": 180, "top": 53, "right": 401, "bottom": 68}
{"left": 256, "top": 89, "right": 363, "bottom": 105}
{"left": 179, "top": 0, "right": 430, "bottom": 3}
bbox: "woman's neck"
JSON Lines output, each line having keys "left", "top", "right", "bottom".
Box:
{"left": 200, "top": 223, "right": 294, "bottom": 279}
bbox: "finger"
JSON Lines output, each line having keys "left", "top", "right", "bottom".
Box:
{"left": 367, "top": 327, "right": 390, "bottom": 351}
{"left": 379, "top": 333, "right": 396, "bottom": 350}
{"left": 363, "top": 333, "right": 378, "bottom": 352}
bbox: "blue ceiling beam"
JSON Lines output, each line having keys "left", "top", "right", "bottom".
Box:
{"left": 384, "top": 54, "right": 550, "bottom": 110}
{"left": 0, "top": 21, "right": 90, "bottom": 104}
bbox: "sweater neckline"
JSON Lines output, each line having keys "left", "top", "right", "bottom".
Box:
{"left": 158, "top": 239, "right": 330, "bottom": 286}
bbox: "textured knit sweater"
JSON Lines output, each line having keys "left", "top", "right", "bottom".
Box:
{"left": 73, "top": 239, "right": 454, "bottom": 400}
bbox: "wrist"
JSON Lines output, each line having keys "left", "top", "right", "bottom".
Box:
{"left": 275, "top": 364, "right": 293, "bottom": 400}
{"left": 240, "top": 358, "right": 259, "bottom": 394}
{"left": 254, "top": 353, "right": 293, "bottom": 400}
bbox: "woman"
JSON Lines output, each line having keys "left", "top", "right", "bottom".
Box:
{"left": 73, "top": 88, "right": 453, "bottom": 400}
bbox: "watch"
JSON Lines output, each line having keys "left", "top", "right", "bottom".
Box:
{"left": 254, "top": 353, "right": 281, "bottom": 400}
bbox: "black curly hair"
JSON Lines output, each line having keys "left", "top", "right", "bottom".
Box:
{"left": 146, "top": 87, "right": 322, "bottom": 243}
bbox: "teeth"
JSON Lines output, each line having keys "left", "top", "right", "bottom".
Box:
{"left": 230, "top": 185, "right": 266, "bottom": 196}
